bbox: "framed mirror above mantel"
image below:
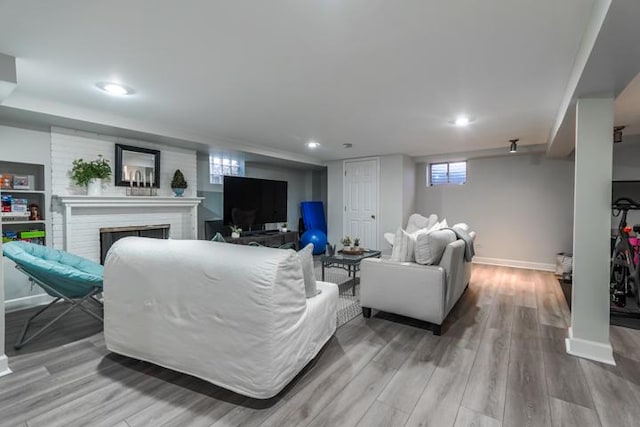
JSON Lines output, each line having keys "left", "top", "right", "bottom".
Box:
{"left": 114, "top": 144, "right": 161, "bottom": 188}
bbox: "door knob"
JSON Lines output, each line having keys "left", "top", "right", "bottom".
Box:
{"left": 371, "top": 215, "right": 376, "bottom": 219}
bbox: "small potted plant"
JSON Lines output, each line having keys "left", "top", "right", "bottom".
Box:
{"left": 171, "top": 169, "right": 188, "bottom": 197}
{"left": 281, "top": 223, "right": 288, "bottom": 232}
{"left": 341, "top": 236, "right": 352, "bottom": 249}
{"left": 70, "top": 155, "right": 112, "bottom": 196}
{"left": 353, "top": 237, "right": 360, "bottom": 248}
{"left": 230, "top": 225, "right": 242, "bottom": 239}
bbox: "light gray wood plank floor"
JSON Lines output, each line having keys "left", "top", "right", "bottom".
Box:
{"left": 2, "top": 265, "right": 640, "bottom": 426}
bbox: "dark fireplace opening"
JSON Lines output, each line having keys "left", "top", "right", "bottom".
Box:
{"left": 100, "top": 224, "right": 170, "bottom": 264}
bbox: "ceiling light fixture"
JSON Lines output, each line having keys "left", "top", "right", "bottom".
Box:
{"left": 96, "top": 82, "right": 133, "bottom": 96}
{"left": 452, "top": 115, "right": 473, "bottom": 127}
{"left": 509, "top": 138, "right": 519, "bottom": 153}
{"left": 306, "top": 141, "right": 320, "bottom": 149}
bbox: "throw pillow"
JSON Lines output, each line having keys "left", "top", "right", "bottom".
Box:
{"left": 383, "top": 232, "right": 396, "bottom": 247}
{"left": 452, "top": 222, "right": 470, "bottom": 232}
{"left": 390, "top": 227, "right": 415, "bottom": 262}
{"left": 298, "top": 243, "right": 320, "bottom": 298}
{"left": 436, "top": 218, "right": 448, "bottom": 230}
{"left": 407, "top": 214, "right": 439, "bottom": 234}
{"left": 415, "top": 229, "right": 456, "bottom": 265}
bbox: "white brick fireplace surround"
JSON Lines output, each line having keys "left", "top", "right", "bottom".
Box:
{"left": 51, "top": 128, "right": 201, "bottom": 262}
{"left": 57, "top": 196, "right": 202, "bottom": 262}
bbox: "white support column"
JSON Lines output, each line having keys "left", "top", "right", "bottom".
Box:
{"left": 566, "top": 97, "right": 615, "bottom": 365}
{"left": 0, "top": 216, "right": 12, "bottom": 377}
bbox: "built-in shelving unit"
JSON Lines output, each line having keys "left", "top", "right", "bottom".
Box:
{"left": 0, "top": 160, "right": 48, "bottom": 246}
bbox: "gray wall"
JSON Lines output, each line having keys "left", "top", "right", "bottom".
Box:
{"left": 415, "top": 153, "right": 575, "bottom": 268}
{"left": 197, "top": 154, "right": 327, "bottom": 237}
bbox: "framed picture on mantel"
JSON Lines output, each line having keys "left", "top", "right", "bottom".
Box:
{"left": 115, "top": 144, "right": 161, "bottom": 188}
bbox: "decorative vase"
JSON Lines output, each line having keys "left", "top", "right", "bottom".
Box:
{"left": 231, "top": 232, "right": 240, "bottom": 238}
{"left": 172, "top": 188, "right": 185, "bottom": 197}
{"left": 87, "top": 179, "right": 102, "bottom": 196}
{"left": 281, "top": 227, "right": 288, "bottom": 232}
{"left": 326, "top": 243, "right": 336, "bottom": 256}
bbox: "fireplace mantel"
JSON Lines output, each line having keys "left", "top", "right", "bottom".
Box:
{"left": 56, "top": 195, "right": 204, "bottom": 209}
{"left": 55, "top": 195, "right": 203, "bottom": 251}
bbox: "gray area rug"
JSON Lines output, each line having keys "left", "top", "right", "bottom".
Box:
{"left": 314, "top": 259, "right": 361, "bottom": 328}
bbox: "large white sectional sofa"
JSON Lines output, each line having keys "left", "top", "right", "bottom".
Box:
{"left": 361, "top": 215, "right": 475, "bottom": 335}
{"left": 103, "top": 237, "right": 338, "bottom": 399}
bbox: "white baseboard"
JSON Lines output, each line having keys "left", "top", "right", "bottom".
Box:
{"left": 0, "top": 355, "right": 11, "bottom": 378}
{"left": 5, "top": 293, "right": 54, "bottom": 313}
{"left": 473, "top": 257, "right": 555, "bottom": 272}
{"left": 565, "top": 326, "right": 616, "bottom": 365}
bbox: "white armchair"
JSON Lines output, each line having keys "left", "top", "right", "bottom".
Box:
{"left": 360, "top": 234, "right": 473, "bottom": 335}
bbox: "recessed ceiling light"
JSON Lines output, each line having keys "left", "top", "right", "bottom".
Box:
{"left": 453, "top": 115, "right": 471, "bottom": 127}
{"left": 96, "top": 82, "right": 134, "bottom": 96}
{"left": 307, "top": 141, "right": 320, "bottom": 149}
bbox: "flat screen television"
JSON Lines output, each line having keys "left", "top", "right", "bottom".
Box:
{"left": 612, "top": 180, "right": 640, "bottom": 204}
{"left": 223, "top": 176, "right": 288, "bottom": 228}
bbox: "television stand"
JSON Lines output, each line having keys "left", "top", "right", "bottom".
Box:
{"left": 227, "top": 230, "right": 298, "bottom": 250}
{"left": 242, "top": 229, "right": 280, "bottom": 237}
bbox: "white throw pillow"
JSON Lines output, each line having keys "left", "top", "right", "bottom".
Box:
{"left": 390, "top": 227, "right": 415, "bottom": 262}
{"left": 298, "top": 243, "right": 320, "bottom": 298}
{"left": 406, "top": 213, "right": 437, "bottom": 234}
{"left": 415, "top": 229, "right": 456, "bottom": 265}
{"left": 383, "top": 232, "right": 396, "bottom": 247}
{"left": 452, "top": 222, "right": 470, "bottom": 232}
{"left": 435, "top": 218, "right": 448, "bottom": 230}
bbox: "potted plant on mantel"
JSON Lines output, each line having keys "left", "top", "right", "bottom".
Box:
{"left": 70, "top": 155, "right": 112, "bottom": 196}
{"left": 171, "top": 169, "right": 188, "bottom": 197}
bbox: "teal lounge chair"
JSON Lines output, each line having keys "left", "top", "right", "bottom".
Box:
{"left": 2, "top": 241, "right": 104, "bottom": 349}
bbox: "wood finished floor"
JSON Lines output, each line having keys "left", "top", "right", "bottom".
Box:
{"left": 2, "top": 264, "right": 640, "bottom": 427}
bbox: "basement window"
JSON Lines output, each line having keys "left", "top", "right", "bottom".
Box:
{"left": 209, "top": 155, "right": 244, "bottom": 184}
{"left": 428, "top": 161, "right": 467, "bottom": 186}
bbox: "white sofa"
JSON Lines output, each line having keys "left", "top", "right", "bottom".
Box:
{"left": 103, "top": 237, "right": 338, "bottom": 399}
{"left": 360, "top": 233, "right": 474, "bottom": 335}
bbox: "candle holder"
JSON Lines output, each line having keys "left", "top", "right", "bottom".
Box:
{"left": 126, "top": 187, "right": 158, "bottom": 197}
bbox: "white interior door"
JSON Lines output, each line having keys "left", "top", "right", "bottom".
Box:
{"left": 344, "top": 158, "right": 379, "bottom": 249}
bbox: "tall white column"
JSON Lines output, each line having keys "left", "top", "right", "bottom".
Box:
{"left": 566, "top": 97, "right": 615, "bottom": 365}
{"left": 0, "top": 215, "right": 12, "bottom": 377}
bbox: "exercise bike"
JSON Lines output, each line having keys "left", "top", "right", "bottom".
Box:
{"left": 611, "top": 197, "right": 640, "bottom": 307}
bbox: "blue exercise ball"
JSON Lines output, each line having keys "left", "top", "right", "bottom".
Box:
{"left": 300, "top": 229, "right": 327, "bottom": 255}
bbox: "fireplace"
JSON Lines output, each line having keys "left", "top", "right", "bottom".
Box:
{"left": 99, "top": 224, "right": 170, "bottom": 264}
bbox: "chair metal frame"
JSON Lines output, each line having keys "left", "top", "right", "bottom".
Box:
{"left": 13, "top": 264, "right": 103, "bottom": 350}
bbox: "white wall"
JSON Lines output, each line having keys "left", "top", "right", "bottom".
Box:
{"left": 416, "top": 153, "right": 575, "bottom": 270}
{"left": 50, "top": 127, "right": 198, "bottom": 261}
{"left": 326, "top": 160, "right": 343, "bottom": 247}
{"left": 402, "top": 155, "right": 416, "bottom": 226}
{"left": 327, "top": 154, "right": 416, "bottom": 251}
{"left": 196, "top": 153, "right": 223, "bottom": 238}
{"left": 0, "top": 124, "right": 53, "bottom": 311}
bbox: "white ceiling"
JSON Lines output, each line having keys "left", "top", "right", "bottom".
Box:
{"left": 0, "top": 0, "right": 597, "bottom": 161}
